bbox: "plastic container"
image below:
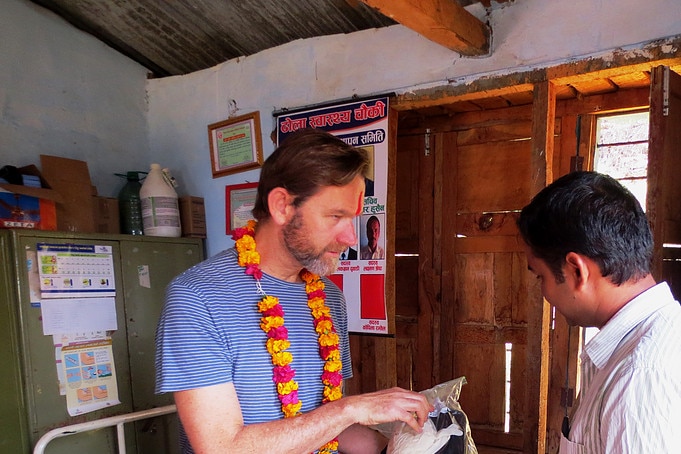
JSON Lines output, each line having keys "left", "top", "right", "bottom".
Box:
{"left": 140, "top": 163, "right": 181, "bottom": 237}
{"left": 116, "top": 171, "right": 146, "bottom": 235}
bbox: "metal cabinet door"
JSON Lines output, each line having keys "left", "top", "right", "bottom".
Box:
{"left": 118, "top": 236, "right": 203, "bottom": 454}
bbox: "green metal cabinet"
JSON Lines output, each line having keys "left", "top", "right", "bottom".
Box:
{"left": 0, "top": 230, "right": 204, "bottom": 453}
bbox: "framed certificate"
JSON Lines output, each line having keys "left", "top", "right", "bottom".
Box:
{"left": 225, "top": 182, "right": 258, "bottom": 234}
{"left": 208, "top": 112, "right": 263, "bottom": 178}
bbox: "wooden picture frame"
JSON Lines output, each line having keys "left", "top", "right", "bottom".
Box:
{"left": 225, "top": 182, "right": 258, "bottom": 235}
{"left": 208, "top": 112, "right": 263, "bottom": 178}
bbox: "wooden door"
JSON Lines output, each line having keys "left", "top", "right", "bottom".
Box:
{"left": 396, "top": 104, "right": 544, "bottom": 452}
{"left": 648, "top": 66, "right": 681, "bottom": 296}
{"left": 394, "top": 131, "right": 438, "bottom": 392}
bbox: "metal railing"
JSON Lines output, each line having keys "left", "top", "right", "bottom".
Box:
{"left": 33, "top": 404, "right": 177, "bottom": 454}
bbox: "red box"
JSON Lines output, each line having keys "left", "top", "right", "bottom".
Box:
{"left": 0, "top": 165, "right": 61, "bottom": 230}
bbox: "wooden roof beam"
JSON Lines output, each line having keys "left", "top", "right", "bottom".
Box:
{"left": 359, "top": 0, "right": 490, "bottom": 56}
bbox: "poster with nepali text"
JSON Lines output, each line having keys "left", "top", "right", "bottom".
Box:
{"left": 276, "top": 97, "right": 389, "bottom": 334}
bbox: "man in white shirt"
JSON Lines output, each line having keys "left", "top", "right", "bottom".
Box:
{"left": 517, "top": 171, "right": 681, "bottom": 453}
{"left": 360, "top": 215, "right": 385, "bottom": 260}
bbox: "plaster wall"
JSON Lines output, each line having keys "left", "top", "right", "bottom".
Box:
{"left": 0, "top": 0, "right": 150, "bottom": 197}
{"left": 1, "top": 0, "right": 679, "bottom": 254}
{"left": 147, "top": 0, "right": 681, "bottom": 256}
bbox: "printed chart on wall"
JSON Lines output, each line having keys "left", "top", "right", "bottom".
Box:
{"left": 35, "top": 243, "right": 121, "bottom": 415}
{"left": 277, "top": 96, "right": 389, "bottom": 334}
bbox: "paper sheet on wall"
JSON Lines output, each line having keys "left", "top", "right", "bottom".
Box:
{"left": 54, "top": 332, "right": 108, "bottom": 395}
{"left": 36, "top": 243, "right": 116, "bottom": 298}
{"left": 25, "top": 250, "right": 42, "bottom": 306}
{"left": 41, "top": 297, "right": 117, "bottom": 335}
{"left": 62, "top": 338, "right": 120, "bottom": 416}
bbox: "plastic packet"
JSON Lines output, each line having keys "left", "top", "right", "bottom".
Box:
{"left": 374, "top": 377, "right": 477, "bottom": 454}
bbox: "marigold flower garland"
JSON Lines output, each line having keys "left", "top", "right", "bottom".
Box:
{"left": 232, "top": 220, "right": 343, "bottom": 454}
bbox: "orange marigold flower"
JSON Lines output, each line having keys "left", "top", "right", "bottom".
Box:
{"left": 258, "top": 295, "right": 280, "bottom": 312}
{"left": 324, "top": 359, "right": 343, "bottom": 373}
{"left": 310, "top": 307, "right": 331, "bottom": 319}
{"left": 282, "top": 402, "right": 303, "bottom": 418}
{"left": 307, "top": 296, "right": 325, "bottom": 309}
{"left": 315, "top": 319, "right": 333, "bottom": 334}
{"left": 322, "top": 345, "right": 340, "bottom": 361}
{"left": 305, "top": 280, "right": 325, "bottom": 293}
{"left": 266, "top": 338, "right": 290, "bottom": 354}
{"left": 299, "top": 269, "right": 316, "bottom": 283}
{"left": 324, "top": 386, "right": 343, "bottom": 401}
{"left": 319, "top": 332, "right": 339, "bottom": 347}
{"left": 238, "top": 250, "right": 260, "bottom": 267}
{"left": 276, "top": 381, "right": 299, "bottom": 395}
{"left": 271, "top": 351, "right": 293, "bottom": 366}
{"left": 235, "top": 235, "right": 255, "bottom": 252}
{"left": 260, "top": 315, "right": 284, "bottom": 331}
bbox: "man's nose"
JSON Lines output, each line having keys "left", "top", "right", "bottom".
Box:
{"left": 338, "top": 220, "right": 357, "bottom": 246}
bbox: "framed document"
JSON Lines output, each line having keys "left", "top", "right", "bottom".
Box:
{"left": 225, "top": 182, "right": 258, "bottom": 235}
{"left": 208, "top": 112, "right": 263, "bottom": 178}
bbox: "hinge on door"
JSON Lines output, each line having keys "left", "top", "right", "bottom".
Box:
{"left": 663, "top": 66, "right": 670, "bottom": 116}
{"left": 424, "top": 128, "right": 431, "bottom": 156}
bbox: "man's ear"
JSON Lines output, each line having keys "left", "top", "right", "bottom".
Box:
{"left": 267, "top": 187, "right": 295, "bottom": 226}
{"left": 564, "top": 251, "right": 590, "bottom": 289}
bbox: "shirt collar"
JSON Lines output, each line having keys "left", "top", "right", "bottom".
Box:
{"left": 583, "top": 282, "right": 675, "bottom": 369}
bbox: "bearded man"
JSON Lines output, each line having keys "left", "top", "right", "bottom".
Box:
{"left": 155, "top": 128, "right": 431, "bottom": 454}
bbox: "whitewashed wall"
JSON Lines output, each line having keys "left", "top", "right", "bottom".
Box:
{"left": 2, "top": 0, "right": 679, "bottom": 254}
{"left": 147, "top": 0, "right": 681, "bottom": 256}
{"left": 0, "top": 0, "right": 149, "bottom": 197}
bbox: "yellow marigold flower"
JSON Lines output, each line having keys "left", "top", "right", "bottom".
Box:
{"left": 318, "top": 439, "right": 338, "bottom": 454}
{"left": 271, "top": 351, "right": 293, "bottom": 366}
{"left": 324, "top": 386, "right": 343, "bottom": 401}
{"left": 266, "top": 338, "right": 290, "bottom": 354}
{"left": 319, "top": 332, "right": 339, "bottom": 347}
{"left": 238, "top": 250, "right": 260, "bottom": 267}
{"left": 260, "top": 315, "right": 284, "bottom": 331}
{"left": 324, "top": 359, "right": 342, "bottom": 373}
{"left": 300, "top": 270, "right": 317, "bottom": 283}
{"left": 306, "top": 280, "right": 324, "bottom": 293}
{"left": 258, "top": 295, "right": 279, "bottom": 312}
{"left": 325, "top": 349, "right": 341, "bottom": 361}
{"left": 235, "top": 235, "right": 255, "bottom": 253}
{"left": 310, "top": 307, "right": 331, "bottom": 319}
{"left": 307, "top": 296, "right": 325, "bottom": 309}
{"left": 282, "top": 402, "right": 303, "bottom": 418}
{"left": 315, "top": 319, "right": 333, "bottom": 334}
{"left": 277, "top": 381, "right": 299, "bottom": 395}
{"left": 246, "top": 219, "right": 257, "bottom": 230}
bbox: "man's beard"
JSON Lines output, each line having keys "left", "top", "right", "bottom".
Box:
{"left": 283, "top": 211, "right": 339, "bottom": 276}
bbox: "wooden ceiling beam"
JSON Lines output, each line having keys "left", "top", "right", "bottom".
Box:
{"left": 359, "top": 0, "right": 490, "bottom": 56}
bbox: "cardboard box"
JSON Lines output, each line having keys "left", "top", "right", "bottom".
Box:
{"left": 95, "top": 197, "right": 120, "bottom": 234}
{"left": 0, "top": 165, "right": 62, "bottom": 230}
{"left": 179, "top": 196, "right": 206, "bottom": 238}
{"left": 40, "top": 155, "right": 96, "bottom": 233}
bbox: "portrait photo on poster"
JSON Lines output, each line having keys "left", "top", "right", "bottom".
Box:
{"left": 338, "top": 217, "right": 360, "bottom": 261}
{"left": 359, "top": 213, "right": 385, "bottom": 260}
{"left": 360, "top": 145, "right": 375, "bottom": 197}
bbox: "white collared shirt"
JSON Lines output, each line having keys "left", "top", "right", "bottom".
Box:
{"left": 562, "top": 282, "right": 681, "bottom": 453}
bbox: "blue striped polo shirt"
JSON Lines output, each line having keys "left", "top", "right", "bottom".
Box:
{"left": 155, "top": 247, "right": 352, "bottom": 432}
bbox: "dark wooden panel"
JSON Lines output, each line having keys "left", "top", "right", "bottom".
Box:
{"left": 457, "top": 140, "right": 532, "bottom": 213}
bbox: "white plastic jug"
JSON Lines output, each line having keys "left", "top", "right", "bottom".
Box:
{"left": 140, "top": 163, "right": 181, "bottom": 237}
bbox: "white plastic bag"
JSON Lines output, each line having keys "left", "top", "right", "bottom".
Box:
{"left": 375, "top": 377, "right": 477, "bottom": 454}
